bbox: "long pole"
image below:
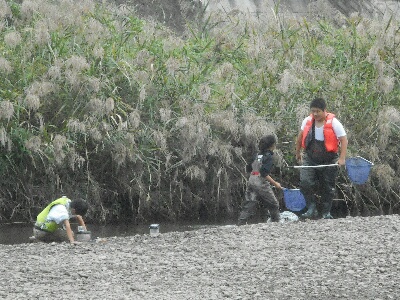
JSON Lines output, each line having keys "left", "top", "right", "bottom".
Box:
{"left": 292, "top": 164, "right": 338, "bottom": 168}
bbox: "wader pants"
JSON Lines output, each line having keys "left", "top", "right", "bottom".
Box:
{"left": 33, "top": 227, "right": 69, "bottom": 243}
{"left": 300, "top": 154, "right": 338, "bottom": 216}
{"left": 238, "top": 175, "right": 280, "bottom": 223}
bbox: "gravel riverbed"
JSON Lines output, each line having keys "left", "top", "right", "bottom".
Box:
{"left": 1, "top": 215, "right": 400, "bottom": 299}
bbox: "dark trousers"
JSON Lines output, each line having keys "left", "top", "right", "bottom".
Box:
{"left": 238, "top": 175, "right": 280, "bottom": 222}
{"left": 299, "top": 154, "right": 338, "bottom": 215}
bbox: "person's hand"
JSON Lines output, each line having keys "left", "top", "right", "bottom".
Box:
{"left": 295, "top": 152, "right": 302, "bottom": 163}
{"left": 338, "top": 157, "right": 346, "bottom": 166}
{"left": 274, "top": 182, "right": 282, "bottom": 190}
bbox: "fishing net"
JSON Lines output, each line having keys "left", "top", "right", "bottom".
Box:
{"left": 283, "top": 188, "right": 306, "bottom": 211}
{"left": 345, "top": 157, "right": 373, "bottom": 185}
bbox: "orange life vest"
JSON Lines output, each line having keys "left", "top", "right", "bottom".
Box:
{"left": 301, "top": 113, "right": 339, "bottom": 152}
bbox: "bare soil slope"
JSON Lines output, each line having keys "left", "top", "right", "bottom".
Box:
{"left": 120, "top": 0, "right": 400, "bottom": 33}
{"left": 112, "top": 0, "right": 202, "bottom": 33}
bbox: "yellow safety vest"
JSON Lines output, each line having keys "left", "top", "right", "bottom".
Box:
{"left": 36, "top": 197, "right": 70, "bottom": 232}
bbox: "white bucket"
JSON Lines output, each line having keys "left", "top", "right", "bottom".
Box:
{"left": 149, "top": 224, "right": 160, "bottom": 237}
{"left": 279, "top": 211, "right": 299, "bottom": 223}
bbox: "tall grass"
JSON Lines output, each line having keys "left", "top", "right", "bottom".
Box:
{"left": 0, "top": 0, "right": 399, "bottom": 223}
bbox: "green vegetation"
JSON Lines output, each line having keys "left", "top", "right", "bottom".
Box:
{"left": 0, "top": 0, "right": 399, "bottom": 223}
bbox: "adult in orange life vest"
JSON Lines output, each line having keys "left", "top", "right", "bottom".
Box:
{"left": 295, "top": 98, "right": 348, "bottom": 219}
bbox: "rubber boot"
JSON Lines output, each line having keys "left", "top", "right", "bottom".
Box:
{"left": 301, "top": 202, "right": 318, "bottom": 219}
{"left": 322, "top": 213, "right": 333, "bottom": 219}
{"left": 267, "top": 211, "right": 280, "bottom": 223}
{"left": 321, "top": 199, "right": 333, "bottom": 219}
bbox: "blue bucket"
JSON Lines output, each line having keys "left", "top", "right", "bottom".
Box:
{"left": 283, "top": 189, "right": 306, "bottom": 212}
{"left": 345, "top": 157, "right": 372, "bottom": 185}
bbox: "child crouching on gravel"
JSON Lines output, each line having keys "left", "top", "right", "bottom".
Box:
{"left": 237, "top": 135, "right": 282, "bottom": 225}
{"left": 33, "top": 196, "right": 88, "bottom": 244}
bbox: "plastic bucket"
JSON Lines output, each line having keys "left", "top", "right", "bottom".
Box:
{"left": 279, "top": 211, "right": 299, "bottom": 223}
{"left": 345, "top": 157, "right": 372, "bottom": 184}
{"left": 75, "top": 231, "right": 91, "bottom": 242}
{"left": 283, "top": 189, "right": 306, "bottom": 211}
{"left": 149, "top": 224, "right": 160, "bottom": 237}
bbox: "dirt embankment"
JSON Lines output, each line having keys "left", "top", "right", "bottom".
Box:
{"left": 122, "top": 0, "right": 400, "bottom": 33}
{"left": 113, "top": 0, "right": 203, "bottom": 33}
{"left": 204, "top": 0, "right": 400, "bottom": 17}
{"left": 1, "top": 215, "right": 399, "bottom": 299}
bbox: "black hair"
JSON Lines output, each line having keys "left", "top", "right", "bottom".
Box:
{"left": 70, "top": 199, "right": 88, "bottom": 216}
{"left": 310, "top": 97, "right": 326, "bottom": 110}
{"left": 258, "top": 135, "right": 277, "bottom": 153}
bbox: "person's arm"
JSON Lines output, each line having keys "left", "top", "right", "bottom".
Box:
{"left": 260, "top": 154, "right": 282, "bottom": 189}
{"left": 266, "top": 175, "right": 282, "bottom": 189}
{"left": 295, "top": 130, "right": 303, "bottom": 162}
{"left": 63, "top": 219, "right": 75, "bottom": 243}
{"left": 74, "top": 215, "right": 87, "bottom": 230}
{"left": 337, "top": 136, "right": 348, "bottom": 166}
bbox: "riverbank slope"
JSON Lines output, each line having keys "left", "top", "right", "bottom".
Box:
{"left": 1, "top": 215, "right": 399, "bottom": 299}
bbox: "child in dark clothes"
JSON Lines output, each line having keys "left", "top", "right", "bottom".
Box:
{"left": 237, "top": 135, "right": 282, "bottom": 225}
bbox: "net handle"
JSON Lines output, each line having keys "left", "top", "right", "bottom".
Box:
{"left": 292, "top": 156, "right": 374, "bottom": 169}
{"left": 355, "top": 156, "right": 374, "bottom": 166}
{"left": 292, "top": 163, "right": 338, "bottom": 169}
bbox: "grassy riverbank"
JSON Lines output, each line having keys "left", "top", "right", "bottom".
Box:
{"left": 0, "top": 0, "right": 399, "bottom": 223}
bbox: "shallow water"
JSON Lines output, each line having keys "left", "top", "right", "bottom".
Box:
{"left": 0, "top": 220, "right": 236, "bottom": 245}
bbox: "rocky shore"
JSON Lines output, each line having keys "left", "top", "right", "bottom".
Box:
{"left": 1, "top": 215, "right": 400, "bottom": 299}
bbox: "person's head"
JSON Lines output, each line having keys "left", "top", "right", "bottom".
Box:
{"left": 258, "top": 135, "right": 277, "bottom": 152}
{"left": 310, "top": 97, "right": 327, "bottom": 121}
{"left": 70, "top": 199, "right": 88, "bottom": 216}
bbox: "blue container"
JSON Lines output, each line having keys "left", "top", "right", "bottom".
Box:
{"left": 283, "top": 189, "right": 306, "bottom": 211}
{"left": 345, "top": 157, "right": 372, "bottom": 185}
